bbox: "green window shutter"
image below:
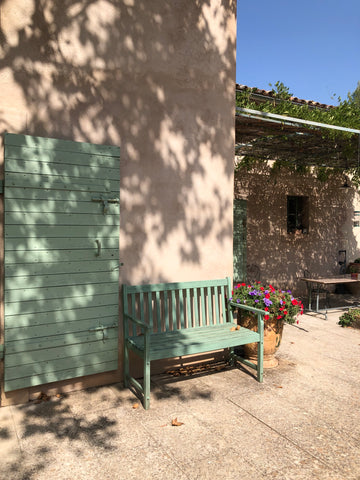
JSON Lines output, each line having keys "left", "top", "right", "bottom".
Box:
{"left": 4, "top": 133, "right": 120, "bottom": 392}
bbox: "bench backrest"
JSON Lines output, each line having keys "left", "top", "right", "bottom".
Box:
{"left": 123, "top": 277, "right": 233, "bottom": 336}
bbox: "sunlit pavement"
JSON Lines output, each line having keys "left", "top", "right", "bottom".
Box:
{"left": 1, "top": 310, "right": 360, "bottom": 480}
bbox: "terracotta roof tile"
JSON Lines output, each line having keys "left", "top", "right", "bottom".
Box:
{"left": 236, "top": 83, "right": 334, "bottom": 109}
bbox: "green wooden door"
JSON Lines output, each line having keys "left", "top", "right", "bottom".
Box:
{"left": 3, "top": 133, "right": 120, "bottom": 392}
{"left": 233, "top": 198, "right": 247, "bottom": 284}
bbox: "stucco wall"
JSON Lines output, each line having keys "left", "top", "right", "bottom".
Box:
{"left": 235, "top": 165, "right": 360, "bottom": 297}
{"left": 0, "top": 0, "right": 236, "bottom": 404}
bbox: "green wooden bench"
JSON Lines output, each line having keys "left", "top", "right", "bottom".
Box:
{"left": 123, "top": 277, "right": 264, "bottom": 409}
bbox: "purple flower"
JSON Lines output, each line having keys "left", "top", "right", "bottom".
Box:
{"left": 255, "top": 299, "right": 259, "bottom": 303}
{"left": 263, "top": 298, "right": 273, "bottom": 307}
{"left": 236, "top": 299, "right": 241, "bottom": 304}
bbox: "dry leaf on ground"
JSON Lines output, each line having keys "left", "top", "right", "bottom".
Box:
{"left": 171, "top": 418, "right": 184, "bottom": 426}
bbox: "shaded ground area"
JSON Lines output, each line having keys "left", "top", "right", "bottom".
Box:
{"left": 1, "top": 311, "right": 360, "bottom": 480}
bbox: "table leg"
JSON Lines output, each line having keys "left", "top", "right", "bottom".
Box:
{"left": 316, "top": 285, "right": 320, "bottom": 312}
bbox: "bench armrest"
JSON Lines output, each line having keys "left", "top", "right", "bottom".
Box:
{"left": 124, "top": 313, "right": 150, "bottom": 331}
{"left": 229, "top": 301, "right": 265, "bottom": 334}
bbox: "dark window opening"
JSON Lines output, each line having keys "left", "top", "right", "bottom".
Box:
{"left": 287, "top": 196, "right": 309, "bottom": 234}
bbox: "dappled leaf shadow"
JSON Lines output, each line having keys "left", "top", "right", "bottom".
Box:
{"left": 0, "top": 0, "right": 236, "bottom": 399}
{"left": 0, "top": 426, "right": 10, "bottom": 438}
{"left": 235, "top": 166, "right": 359, "bottom": 297}
{"left": 18, "top": 398, "right": 117, "bottom": 449}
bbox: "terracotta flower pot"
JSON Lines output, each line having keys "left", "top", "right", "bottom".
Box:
{"left": 237, "top": 310, "right": 284, "bottom": 368}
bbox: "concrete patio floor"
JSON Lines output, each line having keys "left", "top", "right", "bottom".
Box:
{"left": 1, "top": 310, "right": 360, "bottom": 480}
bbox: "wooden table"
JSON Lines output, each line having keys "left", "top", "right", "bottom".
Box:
{"left": 300, "top": 276, "right": 360, "bottom": 320}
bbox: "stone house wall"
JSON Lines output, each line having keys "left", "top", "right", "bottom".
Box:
{"left": 235, "top": 165, "right": 360, "bottom": 297}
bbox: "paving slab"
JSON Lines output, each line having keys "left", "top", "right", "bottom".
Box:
{"left": 1, "top": 312, "right": 360, "bottom": 480}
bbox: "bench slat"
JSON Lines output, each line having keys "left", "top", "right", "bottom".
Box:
{"left": 148, "top": 292, "right": 153, "bottom": 333}
{"left": 171, "top": 290, "right": 176, "bottom": 330}
{"left": 207, "top": 286, "right": 212, "bottom": 325}
{"left": 200, "top": 287, "right": 206, "bottom": 326}
{"left": 131, "top": 294, "right": 136, "bottom": 335}
{"left": 186, "top": 288, "right": 191, "bottom": 327}
{"left": 220, "top": 285, "right": 226, "bottom": 322}
{"left": 179, "top": 289, "right": 184, "bottom": 329}
{"left": 214, "top": 287, "right": 220, "bottom": 324}
{"left": 193, "top": 288, "right": 199, "bottom": 327}
{"left": 155, "top": 291, "right": 160, "bottom": 332}
{"left": 164, "top": 290, "right": 169, "bottom": 331}
{"left": 139, "top": 292, "right": 144, "bottom": 324}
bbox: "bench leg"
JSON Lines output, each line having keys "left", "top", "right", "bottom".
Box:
{"left": 143, "top": 336, "right": 151, "bottom": 409}
{"left": 143, "top": 357, "right": 151, "bottom": 410}
{"left": 257, "top": 338, "right": 264, "bottom": 383}
{"left": 229, "top": 347, "right": 235, "bottom": 366}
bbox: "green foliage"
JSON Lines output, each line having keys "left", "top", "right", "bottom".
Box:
{"left": 268, "top": 81, "right": 293, "bottom": 100}
{"left": 236, "top": 83, "right": 360, "bottom": 133}
{"left": 348, "top": 81, "right": 360, "bottom": 107}
{"left": 236, "top": 81, "right": 360, "bottom": 184}
{"left": 338, "top": 308, "right": 360, "bottom": 328}
{"left": 314, "top": 166, "right": 340, "bottom": 182}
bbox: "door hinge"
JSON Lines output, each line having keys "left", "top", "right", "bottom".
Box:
{"left": 0, "top": 344, "right": 4, "bottom": 360}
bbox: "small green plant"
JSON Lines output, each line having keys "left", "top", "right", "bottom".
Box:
{"left": 338, "top": 308, "right": 360, "bottom": 328}
{"left": 354, "top": 258, "right": 360, "bottom": 264}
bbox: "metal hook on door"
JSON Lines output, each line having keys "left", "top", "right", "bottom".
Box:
{"left": 95, "top": 239, "right": 101, "bottom": 257}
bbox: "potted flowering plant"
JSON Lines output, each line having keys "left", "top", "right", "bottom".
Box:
{"left": 229, "top": 282, "right": 304, "bottom": 367}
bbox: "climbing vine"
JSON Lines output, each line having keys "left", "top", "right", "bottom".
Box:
{"left": 236, "top": 82, "right": 360, "bottom": 132}
{"left": 235, "top": 82, "right": 360, "bottom": 187}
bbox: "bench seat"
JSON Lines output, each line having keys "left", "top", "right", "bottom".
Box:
{"left": 127, "top": 323, "right": 261, "bottom": 361}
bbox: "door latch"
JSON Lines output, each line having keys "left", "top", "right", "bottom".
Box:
{"left": 89, "top": 324, "right": 117, "bottom": 341}
{"left": 92, "top": 195, "right": 119, "bottom": 215}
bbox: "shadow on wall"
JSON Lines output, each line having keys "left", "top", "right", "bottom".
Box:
{"left": 235, "top": 166, "right": 359, "bottom": 296}
{"left": 0, "top": 0, "right": 236, "bottom": 282}
{"left": 0, "top": 1, "right": 236, "bottom": 400}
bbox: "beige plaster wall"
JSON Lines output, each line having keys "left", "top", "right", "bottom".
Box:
{"left": 235, "top": 166, "right": 360, "bottom": 297}
{"left": 0, "top": 0, "right": 236, "bottom": 405}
